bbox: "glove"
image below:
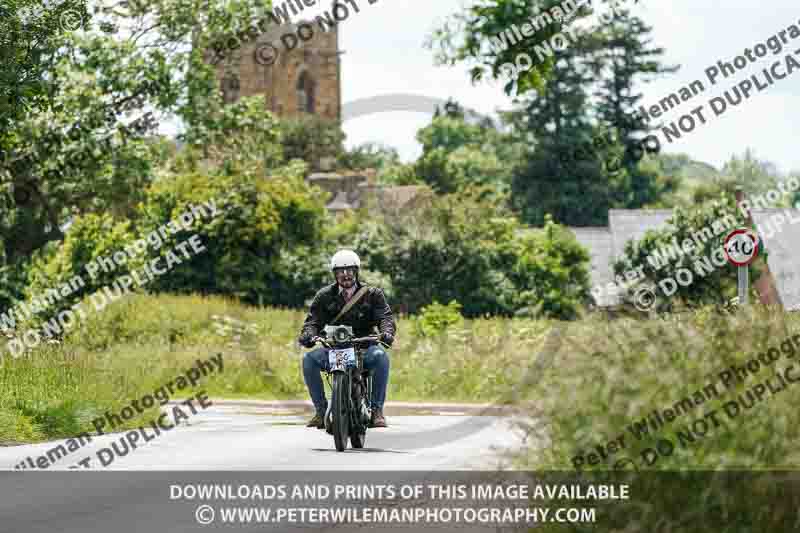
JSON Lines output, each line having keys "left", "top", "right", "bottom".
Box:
{"left": 298, "top": 332, "right": 316, "bottom": 348}
{"left": 379, "top": 332, "right": 394, "bottom": 347}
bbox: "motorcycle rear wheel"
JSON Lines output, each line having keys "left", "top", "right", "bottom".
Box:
{"left": 331, "top": 372, "right": 350, "bottom": 452}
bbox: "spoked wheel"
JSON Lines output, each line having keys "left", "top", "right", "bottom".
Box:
{"left": 351, "top": 374, "right": 370, "bottom": 449}
{"left": 331, "top": 372, "right": 350, "bottom": 452}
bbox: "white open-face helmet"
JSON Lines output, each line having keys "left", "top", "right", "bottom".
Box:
{"left": 330, "top": 249, "right": 361, "bottom": 272}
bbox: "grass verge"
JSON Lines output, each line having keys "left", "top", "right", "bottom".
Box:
{"left": 0, "top": 292, "right": 549, "bottom": 445}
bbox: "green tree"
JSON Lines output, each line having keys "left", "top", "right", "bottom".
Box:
{"left": 0, "top": 0, "right": 287, "bottom": 264}
{"left": 510, "top": 136, "right": 615, "bottom": 226}
{"left": 375, "top": 163, "right": 422, "bottom": 186}
{"left": 721, "top": 148, "right": 782, "bottom": 199}
{"left": 642, "top": 154, "right": 722, "bottom": 208}
{"left": 583, "top": 6, "right": 677, "bottom": 208}
{"left": 612, "top": 194, "right": 763, "bottom": 311}
{"left": 585, "top": 6, "right": 678, "bottom": 150}
{"left": 431, "top": 1, "right": 679, "bottom": 224}
{"left": 337, "top": 142, "right": 421, "bottom": 185}
{"left": 0, "top": 256, "right": 31, "bottom": 318}
{"left": 427, "top": 0, "right": 597, "bottom": 95}
{"left": 24, "top": 212, "right": 137, "bottom": 320}
{"left": 274, "top": 114, "right": 345, "bottom": 171}
{"left": 506, "top": 42, "right": 614, "bottom": 225}
{"left": 172, "top": 96, "right": 284, "bottom": 179}
{"left": 414, "top": 108, "right": 523, "bottom": 194}
{"left": 338, "top": 142, "right": 400, "bottom": 171}
{"left": 652, "top": 151, "right": 785, "bottom": 209}
{"left": 136, "top": 167, "right": 328, "bottom": 307}
{"left": 0, "top": 0, "right": 91, "bottom": 149}
{"left": 348, "top": 186, "right": 590, "bottom": 319}
{"left": 504, "top": 215, "right": 591, "bottom": 319}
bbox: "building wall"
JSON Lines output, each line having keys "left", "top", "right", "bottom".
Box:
{"left": 209, "top": 19, "right": 341, "bottom": 121}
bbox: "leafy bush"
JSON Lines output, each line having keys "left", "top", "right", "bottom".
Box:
{"left": 0, "top": 409, "right": 44, "bottom": 444}
{"left": 23, "top": 212, "right": 136, "bottom": 322}
{"left": 613, "top": 194, "right": 763, "bottom": 311}
{"left": 337, "top": 142, "right": 400, "bottom": 172}
{"left": 516, "top": 305, "right": 800, "bottom": 530}
{"left": 348, "top": 187, "right": 591, "bottom": 319}
{"left": 417, "top": 300, "right": 464, "bottom": 337}
{"left": 270, "top": 246, "right": 332, "bottom": 308}
{"left": 136, "top": 169, "right": 328, "bottom": 306}
{"left": 1, "top": 292, "right": 554, "bottom": 445}
{"left": 353, "top": 188, "right": 517, "bottom": 316}
{"left": 414, "top": 113, "right": 522, "bottom": 194}
{"left": 506, "top": 215, "right": 592, "bottom": 320}
{"left": 0, "top": 257, "right": 31, "bottom": 319}
{"left": 518, "top": 305, "right": 800, "bottom": 470}
{"left": 376, "top": 163, "right": 421, "bottom": 186}
{"left": 275, "top": 114, "right": 345, "bottom": 169}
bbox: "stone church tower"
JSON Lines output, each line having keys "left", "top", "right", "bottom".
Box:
{"left": 202, "top": 6, "right": 427, "bottom": 220}
{"left": 210, "top": 6, "right": 342, "bottom": 121}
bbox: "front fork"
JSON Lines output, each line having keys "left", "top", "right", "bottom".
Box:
{"left": 353, "top": 349, "right": 373, "bottom": 425}
{"left": 324, "top": 370, "right": 348, "bottom": 435}
{"left": 324, "top": 350, "right": 372, "bottom": 430}
{"left": 352, "top": 370, "right": 372, "bottom": 425}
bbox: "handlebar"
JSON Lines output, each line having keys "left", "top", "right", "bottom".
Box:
{"left": 352, "top": 335, "right": 380, "bottom": 343}
{"left": 311, "top": 335, "right": 386, "bottom": 348}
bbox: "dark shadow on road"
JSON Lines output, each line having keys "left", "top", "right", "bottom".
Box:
{"left": 311, "top": 448, "right": 411, "bottom": 454}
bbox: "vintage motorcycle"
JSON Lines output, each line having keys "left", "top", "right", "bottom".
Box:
{"left": 311, "top": 325, "right": 387, "bottom": 452}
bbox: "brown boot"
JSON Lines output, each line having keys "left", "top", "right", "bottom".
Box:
{"left": 370, "top": 408, "right": 387, "bottom": 428}
{"left": 306, "top": 412, "right": 325, "bottom": 429}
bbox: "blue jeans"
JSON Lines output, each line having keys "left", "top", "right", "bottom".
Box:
{"left": 302, "top": 345, "right": 390, "bottom": 414}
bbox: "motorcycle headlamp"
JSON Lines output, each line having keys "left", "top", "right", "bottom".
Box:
{"left": 333, "top": 326, "right": 349, "bottom": 343}
{"left": 323, "top": 324, "right": 353, "bottom": 344}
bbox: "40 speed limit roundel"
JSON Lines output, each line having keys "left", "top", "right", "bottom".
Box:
{"left": 723, "top": 228, "right": 760, "bottom": 267}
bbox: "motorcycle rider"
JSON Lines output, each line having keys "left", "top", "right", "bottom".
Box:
{"left": 297, "top": 250, "right": 395, "bottom": 429}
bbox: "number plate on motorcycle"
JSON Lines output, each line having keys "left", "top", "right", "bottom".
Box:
{"left": 328, "top": 348, "right": 356, "bottom": 371}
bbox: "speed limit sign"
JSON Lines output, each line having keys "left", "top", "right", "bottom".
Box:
{"left": 724, "top": 228, "right": 759, "bottom": 267}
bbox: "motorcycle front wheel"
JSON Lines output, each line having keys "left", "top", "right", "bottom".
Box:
{"left": 351, "top": 374, "right": 370, "bottom": 448}
{"left": 331, "top": 372, "right": 350, "bottom": 452}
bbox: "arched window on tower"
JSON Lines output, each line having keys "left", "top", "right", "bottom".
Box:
{"left": 296, "top": 71, "right": 315, "bottom": 114}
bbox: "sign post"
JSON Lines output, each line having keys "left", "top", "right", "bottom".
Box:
{"left": 737, "top": 264, "right": 749, "bottom": 305}
{"left": 724, "top": 229, "right": 760, "bottom": 306}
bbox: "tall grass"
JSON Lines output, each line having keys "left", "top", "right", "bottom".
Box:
{"left": 0, "top": 292, "right": 550, "bottom": 444}
{"left": 515, "top": 305, "right": 800, "bottom": 470}
{"left": 513, "top": 305, "right": 800, "bottom": 531}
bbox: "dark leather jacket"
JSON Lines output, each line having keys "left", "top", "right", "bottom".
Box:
{"left": 300, "top": 281, "right": 396, "bottom": 342}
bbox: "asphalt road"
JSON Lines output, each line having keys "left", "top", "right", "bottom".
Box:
{"left": 0, "top": 401, "right": 529, "bottom": 471}
{"left": 0, "top": 402, "right": 533, "bottom": 533}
